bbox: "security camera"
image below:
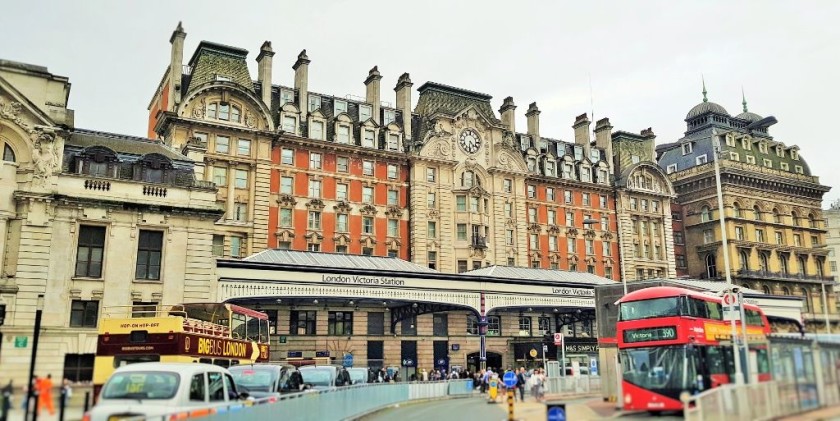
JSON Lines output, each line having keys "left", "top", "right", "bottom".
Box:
{"left": 732, "top": 287, "right": 740, "bottom": 293}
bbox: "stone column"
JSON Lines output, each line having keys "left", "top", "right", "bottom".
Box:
{"left": 226, "top": 166, "right": 236, "bottom": 219}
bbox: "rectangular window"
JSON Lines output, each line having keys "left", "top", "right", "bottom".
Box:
{"left": 387, "top": 164, "right": 398, "bottom": 179}
{"left": 583, "top": 194, "right": 591, "bottom": 206}
{"left": 328, "top": 311, "right": 353, "bottom": 335}
{"left": 290, "top": 310, "right": 317, "bottom": 335}
{"left": 309, "top": 121, "right": 324, "bottom": 140}
{"left": 75, "top": 225, "right": 106, "bottom": 278}
{"left": 666, "top": 164, "right": 677, "bottom": 174}
{"left": 506, "top": 229, "right": 514, "bottom": 246}
{"left": 280, "top": 176, "right": 293, "bottom": 194}
{"left": 63, "top": 354, "right": 95, "bottom": 383}
{"left": 70, "top": 300, "right": 99, "bottom": 328}
{"left": 641, "top": 199, "right": 648, "bottom": 212}
{"left": 735, "top": 226, "right": 745, "bottom": 240}
{"left": 756, "top": 229, "right": 765, "bottom": 242}
{"left": 230, "top": 236, "right": 242, "bottom": 258}
{"left": 362, "top": 186, "right": 374, "bottom": 203}
{"left": 505, "top": 202, "right": 513, "bottom": 217}
{"left": 308, "top": 211, "right": 321, "bottom": 229}
{"left": 363, "top": 130, "right": 376, "bottom": 148}
{"left": 530, "top": 233, "right": 539, "bottom": 250}
{"left": 630, "top": 198, "right": 638, "bottom": 210}
{"left": 335, "top": 125, "right": 350, "bottom": 144}
{"left": 528, "top": 208, "right": 537, "bottom": 223}
{"left": 546, "top": 187, "right": 555, "bottom": 201}
{"left": 337, "top": 156, "right": 349, "bottom": 173}
{"left": 696, "top": 154, "right": 708, "bottom": 164}
{"left": 456, "top": 195, "right": 466, "bottom": 212}
{"left": 387, "top": 219, "right": 398, "bottom": 237}
{"left": 277, "top": 240, "right": 291, "bottom": 250}
{"left": 235, "top": 169, "right": 248, "bottom": 189}
{"left": 359, "top": 104, "right": 372, "bottom": 122}
{"left": 282, "top": 115, "right": 296, "bottom": 134}
{"left": 234, "top": 202, "right": 247, "bottom": 221}
{"left": 279, "top": 208, "right": 292, "bottom": 227}
{"left": 212, "top": 235, "right": 224, "bottom": 257}
{"left": 367, "top": 312, "right": 384, "bottom": 335}
{"left": 427, "top": 251, "right": 437, "bottom": 270}
{"left": 703, "top": 229, "right": 714, "bottom": 244}
{"left": 763, "top": 159, "right": 772, "bottom": 168}
{"left": 401, "top": 316, "right": 417, "bottom": 336}
{"left": 308, "top": 179, "right": 322, "bottom": 198}
{"left": 215, "top": 136, "right": 229, "bottom": 154}
{"left": 237, "top": 139, "right": 251, "bottom": 156}
{"left": 426, "top": 168, "right": 436, "bottom": 182}
{"left": 388, "top": 134, "right": 400, "bottom": 151}
{"left": 336, "top": 213, "right": 348, "bottom": 232}
{"left": 309, "top": 152, "right": 322, "bottom": 170}
{"left": 212, "top": 167, "right": 227, "bottom": 186}
{"left": 135, "top": 230, "right": 163, "bottom": 280}
{"left": 363, "top": 217, "right": 374, "bottom": 234}
{"left": 457, "top": 224, "right": 467, "bottom": 241}
{"left": 362, "top": 247, "right": 373, "bottom": 256}
{"left": 586, "top": 239, "right": 595, "bottom": 255}
{"left": 427, "top": 221, "right": 437, "bottom": 238}
{"left": 308, "top": 95, "right": 321, "bottom": 112}
{"left": 564, "top": 190, "right": 573, "bottom": 204}
{"left": 681, "top": 143, "right": 693, "bottom": 155}
{"left": 279, "top": 89, "right": 294, "bottom": 106}
{"left": 281, "top": 148, "right": 294, "bottom": 165}
{"left": 336, "top": 183, "right": 348, "bottom": 201}
{"left": 603, "top": 241, "right": 611, "bottom": 256}
{"left": 433, "top": 314, "right": 448, "bottom": 336}
{"left": 549, "top": 236, "right": 558, "bottom": 252}
{"left": 387, "top": 190, "right": 398, "bottom": 205}
{"left": 336, "top": 245, "right": 348, "bottom": 254}
{"left": 383, "top": 109, "right": 395, "bottom": 125}
{"left": 548, "top": 210, "right": 557, "bottom": 225}
{"left": 811, "top": 235, "right": 819, "bottom": 247}
{"left": 487, "top": 316, "right": 501, "bottom": 336}
{"left": 601, "top": 216, "right": 609, "bottom": 231}
{"left": 600, "top": 195, "right": 608, "bottom": 209}
{"left": 794, "top": 234, "right": 802, "bottom": 247}
{"left": 795, "top": 165, "right": 803, "bottom": 174}
{"left": 674, "top": 231, "right": 684, "bottom": 244}
{"left": 527, "top": 185, "right": 536, "bottom": 198}
{"left": 567, "top": 237, "right": 576, "bottom": 253}
{"left": 333, "top": 100, "right": 348, "bottom": 115}
{"left": 307, "top": 243, "right": 320, "bottom": 252}
{"left": 566, "top": 211, "right": 574, "bottom": 227}
{"left": 746, "top": 155, "right": 756, "bottom": 164}
{"left": 363, "top": 160, "right": 374, "bottom": 176}
{"left": 427, "top": 192, "right": 436, "bottom": 208}
{"left": 470, "top": 197, "right": 480, "bottom": 213}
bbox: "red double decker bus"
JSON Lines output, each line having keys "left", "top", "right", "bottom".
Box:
{"left": 617, "top": 286, "right": 771, "bottom": 412}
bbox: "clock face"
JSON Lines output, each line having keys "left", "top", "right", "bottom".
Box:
{"left": 459, "top": 129, "right": 482, "bottom": 154}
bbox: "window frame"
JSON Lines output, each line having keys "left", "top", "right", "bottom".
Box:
{"left": 135, "top": 230, "right": 164, "bottom": 281}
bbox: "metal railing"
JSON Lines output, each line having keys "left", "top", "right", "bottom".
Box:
{"left": 683, "top": 382, "right": 781, "bottom": 421}
{"left": 130, "top": 380, "right": 473, "bottom": 421}
{"left": 544, "top": 375, "right": 601, "bottom": 395}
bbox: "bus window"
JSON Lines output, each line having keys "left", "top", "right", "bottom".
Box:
{"left": 756, "top": 348, "right": 770, "bottom": 375}
{"left": 199, "top": 358, "right": 212, "bottom": 365}
{"left": 213, "top": 359, "right": 231, "bottom": 368}
{"left": 688, "top": 298, "right": 710, "bottom": 318}
{"left": 231, "top": 312, "right": 246, "bottom": 340}
{"left": 619, "top": 297, "right": 680, "bottom": 320}
{"left": 705, "top": 302, "right": 723, "bottom": 320}
{"left": 113, "top": 354, "right": 160, "bottom": 368}
{"left": 704, "top": 347, "right": 726, "bottom": 375}
{"left": 746, "top": 310, "right": 764, "bottom": 326}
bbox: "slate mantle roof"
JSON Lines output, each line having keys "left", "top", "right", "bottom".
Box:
{"left": 67, "top": 129, "right": 190, "bottom": 164}
{"left": 414, "top": 82, "right": 501, "bottom": 124}
{"left": 184, "top": 41, "right": 253, "bottom": 94}
{"left": 243, "top": 249, "right": 438, "bottom": 274}
{"left": 463, "top": 265, "right": 615, "bottom": 286}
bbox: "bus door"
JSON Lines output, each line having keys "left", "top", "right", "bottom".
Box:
{"left": 700, "top": 346, "right": 731, "bottom": 388}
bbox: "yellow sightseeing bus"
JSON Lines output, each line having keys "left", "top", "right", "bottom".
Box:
{"left": 92, "top": 303, "right": 270, "bottom": 399}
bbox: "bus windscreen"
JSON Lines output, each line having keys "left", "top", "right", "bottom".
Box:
{"left": 620, "top": 297, "right": 680, "bottom": 321}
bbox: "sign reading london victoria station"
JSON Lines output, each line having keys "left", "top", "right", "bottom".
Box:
{"left": 321, "top": 274, "right": 406, "bottom": 287}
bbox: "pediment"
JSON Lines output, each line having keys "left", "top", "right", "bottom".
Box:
{"left": 0, "top": 77, "right": 55, "bottom": 130}
{"left": 418, "top": 138, "right": 453, "bottom": 160}
{"left": 310, "top": 109, "right": 326, "bottom": 119}
{"left": 360, "top": 117, "right": 379, "bottom": 128}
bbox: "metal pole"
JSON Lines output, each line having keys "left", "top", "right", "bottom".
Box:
{"left": 26, "top": 295, "right": 44, "bottom": 421}
{"left": 821, "top": 282, "right": 831, "bottom": 334}
{"left": 738, "top": 290, "right": 750, "bottom": 383}
{"left": 712, "top": 131, "right": 744, "bottom": 385}
{"left": 561, "top": 336, "right": 566, "bottom": 378}
{"left": 58, "top": 388, "right": 66, "bottom": 421}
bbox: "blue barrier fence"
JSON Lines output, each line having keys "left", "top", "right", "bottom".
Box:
{"left": 132, "top": 380, "right": 474, "bottom": 421}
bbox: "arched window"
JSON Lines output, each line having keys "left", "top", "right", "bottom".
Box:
{"left": 701, "top": 206, "right": 712, "bottom": 222}
{"left": 231, "top": 105, "right": 241, "bottom": 123}
{"left": 461, "top": 170, "right": 479, "bottom": 188}
{"left": 780, "top": 255, "right": 789, "bottom": 275}
{"left": 792, "top": 211, "right": 800, "bottom": 227}
{"left": 733, "top": 203, "right": 742, "bottom": 218}
{"left": 206, "top": 102, "right": 241, "bottom": 123}
{"left": 798, "top": 255, "right": 808, "bottom": 275}
{"left": 816, "top": 257, "right": 825, "bottom": 278}
{"left": 705, "top": 254, "right": 717, "bottom": 278}
{"left": 739, "top": 250, "right": 750, "bottom": 270}
{"left": 762, "top": 285, "right": 771, "bottom": 295}
{"left": 808, "top": 214, "right": 817, "bottom": 228}
{"left": 782, "top": 287, "right": 791, "bottom": 296}
{"left": 773, "top": 209, "right": 781, "bottom": 223}
{"left": 753, "top": 206, "right": 762, "bottom": 221}
{"left": 2, "top": 143, "right": 15, "bottom": 162}
{"left": 801, "top": 287, "right": 811, "bottom": 313}
{"left": 759, "top": 252, "right": 769, "bottom": 272}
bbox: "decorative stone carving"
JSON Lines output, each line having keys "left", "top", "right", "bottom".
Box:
{"left": 547, "top": 225, "right": 562, "bottom": 234}
{"left": 192, "top": 97, "right": 206, "bottom": 118}
{"left": 305, "top": 231, "right": 324, "bottom": 242}
{"left": 0, "top": 99, "right": 32, "bottom": 131}
{"left": 305, "top": 198, "right": 325, "bottom": 210}
{"left": 385, "top": 205, "right": 403, "bottom": 218}
{"left": 428, "top": 140, "right": 452, "bottom": 159}
{"left": 528, "top": 223, "right": 541, "bottom": 233}
{"left": 427, "top": 209, "right": 440, "bottom": 219}
{"left": 244, "top": 111, "right": 257, "bottom": 128}
{"left": 566, "top": 227, "right": 579, "bottom": 237}
{"left": 276, "top": 194, "right": 297, "bottom": 207}
{"left": 333, "top": 201, "right": 353, "bottom": 213}
{"left": 31, "top": 128, "right": 58, "bottom": 187}
{"left": 360, "top": 204, "right": 378, "bottom": 215}
{"left": 584, "top": 229, "right": 597, "bottom": 239}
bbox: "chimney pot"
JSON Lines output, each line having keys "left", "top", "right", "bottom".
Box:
{"left": 499, "top": 96, "right": 516, "bottom": 132}
{"left": 293, "top": 49, "right": 310, "bottom": 70}
{"left": 394, "top": 72, "right": 413, "bottom": 140}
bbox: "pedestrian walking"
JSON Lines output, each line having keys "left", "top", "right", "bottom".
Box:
{"left": 61, "top": 379, "right": 73, "bottom": 407}
{"left": 37, "top": 374, "right": 55, "bottom": 416}
{"left": 516, "top": 367, "right": 526, "bottom": 402}
{"left": 421, "top": 369, "right": 428, "bottom": 382}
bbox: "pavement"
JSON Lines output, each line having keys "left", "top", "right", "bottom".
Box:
{"left": 2, "top": 406, "right": 85, "bottom": 421}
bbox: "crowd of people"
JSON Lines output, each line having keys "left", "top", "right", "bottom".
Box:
{"left": 1, "top": 374, "right": 74, "bottom": 416}
{"left": 473, "top": 367, "right": 547, "bottom": 402}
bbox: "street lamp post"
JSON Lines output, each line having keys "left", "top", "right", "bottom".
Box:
{"left": 26, "top": 294, "right": 44, "bottom": 421}
{"left": 821, "top": 282, "right": 831, "bottom": 334}
{"left": 711, "top": 131, "right": 745, "bottom": 385}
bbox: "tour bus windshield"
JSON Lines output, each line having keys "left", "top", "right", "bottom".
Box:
{"left": 620, "top": 297, "right": 680, "bottom": 321}
{"left": 229, "top": 367, "right": 277, "bottom": 392}
{"left": 101, "top": 371, "right": 180, "bottom": 400}
{"left": 620, "top": 346, "right": 697, "bottom": 394}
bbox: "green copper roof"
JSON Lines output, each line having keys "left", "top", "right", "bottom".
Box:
{"left": 186, "top": 41, "right": 253, "bottom": 93}
{"left": 414, "top": 82, "right": 500, "bottom": 124}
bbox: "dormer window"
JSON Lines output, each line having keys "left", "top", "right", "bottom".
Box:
{"left": 310, "top": 121, "right": 324, "bottom": 140}
{"left": 383, "top": 109, "right": 396, "bottom": 125}
{"left": 763, "top": 159, "right": 772, "bottom": 168}
{"left": 520, "top": 135, "right": 531, "bottom": 150}
{"left": 563, "top": 163, "right": 575, "bottom": 179}
{"left": 334, "top": 100, "right": 348, "bottom": 115}
{"left": 791, "top": 149, "right": 799, "bottom": 160}
{"left": 590, "top": 149, "right": 600, "bottom": 162}
{"left": 387, "top": 133, "right": 400, "bottom": 151}
{"left": 136, "top": 154, "right": 172, "bottom": 184}
{"left": 280, "top": 89, "right": 294, "bottom": 106}
{"left": 574, "top": 146, "right": 583, "bottom": 161}
{"left": 359, "top": 104, "right": 372, "bottom": 122}
{"left": 776, "top": 146, "right": 785, "bottom": 157}
{"left": 308, "top": 95, "right": 321, "bottom": 112}
{"left": 598, "top": 169, "right": 609, "bottom": 184}
{"left": 336, "top": 125, "right": 350, "bottom": 144}
{"left": 580, "top": 166, "right": 591, "bottom": 182}
{"left": 696, "top": 154, "right": 708, "bottom": 165}
{"left": 545, "top": 160, "right": 556, "bottom": 177}
{"left": 363, "top": 129, "right": 376, "bottom": 148}
{"left": 78, "top": 147, "right": 119, "bottom": 178}
{"left": 758, "top": 142, "right": 768, "bottom": 154}
{"left": 742, "top": 138, "right": 752, "bottom": 150}
{"left": 681, "top": 142, "right": 693, "bottom": 155}
{"left": 666, "top": 164, "right": 677, "bottom": 174}
{"left": 282, "top": 115, "right": 297, "bottom": 135}
{"left": 527, "top": 157, "right": 537, "bottom": 172}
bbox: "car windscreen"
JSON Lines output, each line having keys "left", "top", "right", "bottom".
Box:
{"left": 229, "top": 367, "right": 277, "bottom": 392}
{"left": 101, "top": 371, "right": 179, "bottom": 400}
{"left": 300, "top": 368, "right": 334, "bottom": 386}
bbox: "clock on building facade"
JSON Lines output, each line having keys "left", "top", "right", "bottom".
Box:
{"left": 459, "top": 129, "right": 482, "bottom": 154}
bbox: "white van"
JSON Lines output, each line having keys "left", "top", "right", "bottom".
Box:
{"left": 85, "top": 362, "right": 247, "bottom": 421}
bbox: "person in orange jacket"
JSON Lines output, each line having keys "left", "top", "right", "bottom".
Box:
{"left": 36, "top": 374, "right": 55, "bottom": 416}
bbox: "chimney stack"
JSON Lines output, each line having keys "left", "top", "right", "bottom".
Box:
{"left": 395, "top": 72, "right": 413, "bottom": 139}
{"left": 293, "top": 50, "right": 310, "bottom": 120}
{"left": 499, "top": 97, "right": 516, "bottom": 133}
{"left": 526, "top": 102, "right": 540, "bottom": 140}
{"left": 256, "top": 41, "right": 274, "bottom": 106}
{"left": 640, "top": 127, "right": 655, "bottom": 138}
{"left": 168, "top": 21, "right": 186, "bottom": 111}
{"left": 365, "top": 66, "right": 382, "bottom": 125}
{"left": 573, "top": 113, "right": 591, "bottom": 146}
{"left": 594, "top": 117, "right": 614, "bottom": 172}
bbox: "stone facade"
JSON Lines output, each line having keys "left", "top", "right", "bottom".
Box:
{"left": 0, "top": 59, "right": 222, "bottom": 384}
{"left": 658, "top": 89, "right": 836, "bottom": 332}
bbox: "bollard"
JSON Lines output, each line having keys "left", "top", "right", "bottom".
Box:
{"left": 59, "top": 388, "right": 66, "bottom": 421}
{"left": 506, "top": 390, "right": 514, "bottom": 421}
{"left": 1, "top": 391, "right": 10, "bottom": 421}
{"left": 83, "top": 391, "right": 90, "bottom": 412}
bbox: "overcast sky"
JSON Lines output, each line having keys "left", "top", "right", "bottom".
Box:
{"left": 2, "top": 0, "right": 838, "bottom": 205}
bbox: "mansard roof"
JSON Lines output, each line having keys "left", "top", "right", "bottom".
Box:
{"left": 67, "top": 129, "right": 190, "bottom": 164}
{"left": 183, "top": 41, "right": 253, "bottom": 94}
{"left": 414, "top": 82, "right": 500, "bottom": 124}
